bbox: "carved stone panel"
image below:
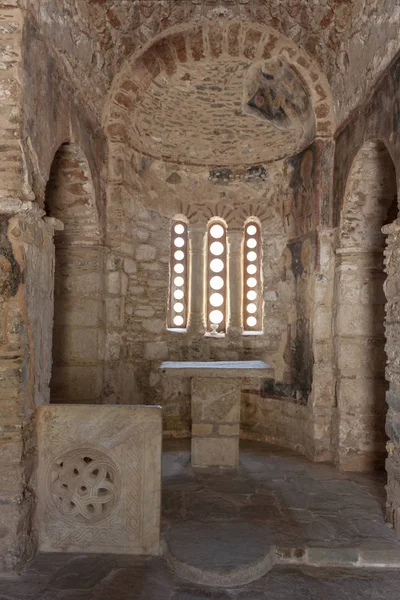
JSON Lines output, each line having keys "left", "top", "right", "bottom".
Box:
{"left": 36, "top": 404, "right": 162, "bottom": 555}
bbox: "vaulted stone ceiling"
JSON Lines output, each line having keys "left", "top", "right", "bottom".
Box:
{"left": 24, "top": 0, "right": 400, "bottom": 127}
{"left": 105, "top": 20, "right": 326, "bottom": 166}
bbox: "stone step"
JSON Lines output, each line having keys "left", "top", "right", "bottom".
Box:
{"left": 277, "top": 545, "right": 400, "bottom": 568}
{"left": 164, "top": 522, "right": 276, "bottom": 587}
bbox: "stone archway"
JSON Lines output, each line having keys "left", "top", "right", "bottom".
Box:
{"left": 334, "top": 140, "right": 397, "bottom": 471}
{"left": 45, "top": 142, "right": 105, "bottom": 404}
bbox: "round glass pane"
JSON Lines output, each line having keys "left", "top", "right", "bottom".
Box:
{"left": 209, "top": 310, "right": 224, "bottom": 324}
{"left": 247, "top": 224, "right": 257, "bottom": 236}
{"left": 174, "top": 250, "right": 184, "bottom": 261}
{"left": 247, "top": 238, "right": 257, "bottom": 249}
{"left": 174, "top": 302, "right": 184, "bottom": 313}
{"left": 247, "top": 303, "right": 257, "bottom": 314}
{"left": 174, "top": 263, "right": 184, "bottom": 274}
{"left": 210, "top": 276, "right": 224, "bottom": 290}
{"left": 174, "top": 237, "right": 185, "bottom": 248}
{"left": 247, "top": 251, "right": 257, "bottom": 262}
{"left": 210, "top": 258, "right": 224, "bottom": 273}
{"left": 247, "top": 316, "right": 257, "bottom": 327}
{"left": 210, "top": 241, "right": 224, "bottom": 256}
{"left": 174, "top": 289, "right": 184, "bottom": 300}
{"left": 174, "top": 276, "right": 184, "bottom": 287}
{"left": 209, "top": 224, "right": 224, "bottom": 239}
{"left": 247, "top": 264, "right": 257, "bottom": 275}
{"left": 247, "top": 290, "right": 257, "bottom": 301}
{"left": 173, "top": 315, "right": 184, "bottom": 327}
{"left": 247, "top": 277, "right": 257, "bottom": 288}
{"left": 174, "top": 223, "right": 185, "bottom": 235}
{"left": 210, "top": 293, "right": 224, "bottom": 307}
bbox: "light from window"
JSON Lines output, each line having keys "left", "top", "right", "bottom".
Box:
{"left": 169, "top": 220, "right": 188, "bottom": 328}
{"left": 207, "top": 221, "right": 227, "bottom": 332}
{"left": 243, "top": 221, "right": 262, "bottom": 331}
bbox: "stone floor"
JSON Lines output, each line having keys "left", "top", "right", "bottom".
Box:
{"left": 2, "top": 439, "right": 400, "bottom": 599}
{"left": 162, "top": 439, "right": 400, "bottom": 565}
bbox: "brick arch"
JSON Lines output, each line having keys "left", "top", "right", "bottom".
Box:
{"left": 45, "top": 142, "right": 102, "bottom": 245}
{"left": 103, "top": 20, "right": 335, "bottom": 154}
{"left": 175, "top": 200, "right": 272, "bottom": 229}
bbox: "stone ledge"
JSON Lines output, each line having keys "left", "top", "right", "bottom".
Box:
{"left": 277, "top": 546, "right": 400, "bottom": 568}
{"left": 160, "top": 360, "right": 273, "bottom": 378}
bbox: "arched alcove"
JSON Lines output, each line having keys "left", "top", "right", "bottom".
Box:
{"left": 334, "top": 140, "right": 398, "bottom": 471}
{"left": 45, "top": 142, "right": 105, "bottom": 404}
{"left": 101, "top": 20, "right": 330, "bottom": 449}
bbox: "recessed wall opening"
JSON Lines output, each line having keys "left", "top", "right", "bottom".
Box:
{"left": 334, "top": 140, "right": 398, "bottom": 472}
{"left": 45, "top": 142, "right": 104, "bottom": 404}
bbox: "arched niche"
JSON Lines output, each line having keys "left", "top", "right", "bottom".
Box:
{"left": 45, "top": 142, "right": 105, "bottom": 404}
{"left": 334, "top": 140, "right": 398, "bottom": 471}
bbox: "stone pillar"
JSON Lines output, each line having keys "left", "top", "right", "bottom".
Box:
{"left": 227, "top": 229, "right": 243, "bottom": 336}
{"left": 0, "top": 212, "right": 57, "bottom": 573}
{"left": 191, "top": 377, "right": 241, "bottom": 468}
{"left": 187, "top": 224, "right": 206, "bottom": 334}
{"left": 382, "top": 220, "right": 400, "bottom": 533}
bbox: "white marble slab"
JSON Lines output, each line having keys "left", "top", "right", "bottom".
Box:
{"left": 160, "top": 360, "right": 273, "bottom": 378}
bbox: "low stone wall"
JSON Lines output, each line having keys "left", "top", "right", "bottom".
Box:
{"left": 241, "top": 393, "right": 312, "bottom": 457}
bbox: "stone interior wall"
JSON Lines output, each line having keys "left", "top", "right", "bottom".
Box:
{"left": 384, "top": 219, "right": 400, "bottom": 534}
{"left": 333, "top": 54, "right": 400, "bottom": 520}
{"left": 104, "top": 145, "right": 324, "bottom": 455}
{"left": 0, "top": 214, "right": 55, "bottom": 572}
{"left": 0, "top": 1, "right": 46, "bottom": 573}
{"left": 2, "top": 0, "right": 400, "bottom": 573}
{"left": 0, "top": 8, "right": 108, "bottom": 572}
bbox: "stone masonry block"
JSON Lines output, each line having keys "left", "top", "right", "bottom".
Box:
{"left": 191, "top": 378, "right": 241, "bottom": 424}
{"left": 192, "top": 424, "right": 213, "bottom": 436}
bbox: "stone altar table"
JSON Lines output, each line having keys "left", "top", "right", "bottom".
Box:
{"left": 160, "top": 361, "right": 273, "bottom": 467}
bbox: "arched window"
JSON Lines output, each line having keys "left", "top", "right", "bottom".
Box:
{"left": 243, "top": 220, "right": 262, "bottom": 332}
{"left": 168, "top": 220, "right": 188, "bottom": 329}
{"left": 207, "top": 220, "right": 227, "bottom": 333}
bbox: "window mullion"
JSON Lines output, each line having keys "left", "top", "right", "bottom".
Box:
{"left": 226, "top": 229, "right": 244, "bottom": 335}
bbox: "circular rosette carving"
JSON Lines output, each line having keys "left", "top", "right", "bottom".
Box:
{"left": 49, "top": 448, "right": 120, "bottom": 524}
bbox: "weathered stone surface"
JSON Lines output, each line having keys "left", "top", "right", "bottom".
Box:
{"left": 3, "top": 0, "right": 400, "bottom": 576}
{"left": 36, "top": 405, "right": 162, "bottom": 555}
{"left": 190, "top": 377, "right": 241, "bottom": 468}
{"left": 160, "top": 361, "right": 272, "bottom": 379}
{"left": 165, "top": 521, "right": 275, "bottom": 586}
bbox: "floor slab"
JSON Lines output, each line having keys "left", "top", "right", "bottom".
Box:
{"left": 162, "top": 439, "right": 400, "bottom": 567}
{"left": 1, "top": 439, "right": 400, "bottom": 598}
